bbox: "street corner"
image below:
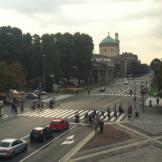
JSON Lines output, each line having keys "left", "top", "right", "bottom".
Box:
{"left": 123, "top": 111, "right": 162, "bottom": 137}
{"left": 70, "top": 124, "right": 134, "bottom": 161}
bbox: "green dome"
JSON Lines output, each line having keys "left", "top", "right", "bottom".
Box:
{"left": 100, "top": 35, "right": 117, "bottom": 45}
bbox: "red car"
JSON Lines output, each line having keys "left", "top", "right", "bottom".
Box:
{"left": 49, "top": 118, "right": 69, "bottom": 131}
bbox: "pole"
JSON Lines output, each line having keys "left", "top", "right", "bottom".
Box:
{"left": 43, "top": 54, "right": 46, "bottom": 91}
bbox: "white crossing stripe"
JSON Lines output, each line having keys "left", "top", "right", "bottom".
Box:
{"left": 50, "top": 109, "right": 66, "bottom": 117}
{"left": 110, "top": 112, "right": 119, "bottom": 121}
{"left": 116, "top": 113, "right": 126, "bottom": 122}
{"left": 80, "top": 110, "right": 89, "bottom": 120}
{"left": 18, "top": 109, "right": 127, "bottom": 122}
{"left": 61, "top": 109, "right": 75, "bottom": 118}
{"left": 43, "top": 109, "right": 61, "bottom": 118}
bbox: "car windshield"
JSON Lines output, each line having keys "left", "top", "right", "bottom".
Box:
{"left": 0, "top": 142, "right": 10, "bottom": 147}
{"left": 51, "top": 121, "right": 62, "bottom": 125}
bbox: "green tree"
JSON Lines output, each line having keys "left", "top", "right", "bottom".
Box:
{"left": 0, "top": 61, "right": 26, "bottom": 91}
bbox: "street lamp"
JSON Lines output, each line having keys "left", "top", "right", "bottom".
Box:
{"left": 50, "top": 73, "right": 55, "bottom": 103}
{"left": 50, "top": 73, "right": 54, "bottom": 91}
{"left": 43, "top": 54, "right": 46, "bottom": 91}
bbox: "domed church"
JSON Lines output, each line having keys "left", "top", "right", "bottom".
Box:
{"left": 99, "top": 32, "right": 120, "bottom": 57}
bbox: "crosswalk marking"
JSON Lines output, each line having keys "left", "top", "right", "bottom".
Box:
{"left": 61, "top": 109, "right": 75, "bottom": 118}
{"left": 18, "top": 108, "right": 127, "bottom": 123}
{"left": 116, "top": 113, "right": 126, "bottom": 122}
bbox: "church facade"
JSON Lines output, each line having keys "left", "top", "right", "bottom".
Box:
{"left": 99, "top": 32, "right": 120, "bottom": 57}
{"left": 91, "top": 32, "right": 138, "bottom": 86}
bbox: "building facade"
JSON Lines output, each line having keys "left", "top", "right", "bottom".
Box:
{"left": 99, "top": 32, "right": 120, "bottom": 57}
{"left": 91, "top": 54, "right": 115, "bottom": 86}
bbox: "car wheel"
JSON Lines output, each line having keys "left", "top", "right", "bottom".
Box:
{"left": 24, "top": 144, "right": 28, "bottom": 151}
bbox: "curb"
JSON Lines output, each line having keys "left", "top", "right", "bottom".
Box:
{"left": 59, "top": 130, "right": 95, "bottom": 162}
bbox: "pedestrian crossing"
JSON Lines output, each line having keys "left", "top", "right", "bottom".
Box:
{"left": 91, "top": 93, "right": 141, "bottom": 98}
{"left": 18, "top": 108, "right": 127, "bottom": 123}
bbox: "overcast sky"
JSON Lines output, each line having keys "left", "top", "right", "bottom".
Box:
{"left": 0, "top": 0, "right": 161, "bottom": 64}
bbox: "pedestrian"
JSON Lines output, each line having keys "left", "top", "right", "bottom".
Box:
{"left": 118, "top": 104, "right": 122, "bottom": 114}
{"left": 13, "top": 102, "right": 17, "bottom": 114}
{"left": 114, "top": 104, "right": 117, "bottom": 118}
{"left": 88, "top": 89, "right": 90, "bottom": 95}
{"left": 99, "top": 119, "right": 104, "bottom": 133}
{"left": 107, "top": 106, "right": 111, "bottom": 120}
{"left": 128, "top": 104, "right": 132, "bottom": 120}
{"left": 20, "top": 100, "right": 24, "bottom": 112}
{"left": 36, "top": 100, "right": 41, "bottom": 111}
{"left": 94, "top": 118, "right": 99, "bottom": 134}
{"left": 88, "top": 113, "right": 93, "bottom": 128}
{"left": 149, "top": 99, "right": 152, "bottom": 107}
{"left": 156, "top": 98, "right": 159, "bottom": 106}
{"left": 11, "top": 102, "right": 14, "bottom": 112}
{"left": 92, "top": 109, "right": 96, "bottom": 119}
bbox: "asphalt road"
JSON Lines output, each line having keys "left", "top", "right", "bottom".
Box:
{"left": 0, "top": 75, "right": 151, "bottom": 162}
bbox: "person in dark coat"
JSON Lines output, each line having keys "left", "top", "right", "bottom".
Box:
{"left": 107, "top": 106, "right": 111, "bottom": 120}
{"left": 114, "top": 104, "right": 117, "bottom": 117}
{"left": 156, "top": 98, "right": 159, "bottom": 106}
{"left": 99, "top": 119, "right": 104, "bottom": 133}
{"left": 20, "top": 100, "right": 24, "bottom": 112}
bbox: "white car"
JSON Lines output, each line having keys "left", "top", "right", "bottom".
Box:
{"left": 99, "top": 87, "right": 106, "bottom": 92}
{"left": 0, "top": 138, "right": 28, "bottom": 158}
{"left": 124, "top": 80, "right": 129, "bottom": 85}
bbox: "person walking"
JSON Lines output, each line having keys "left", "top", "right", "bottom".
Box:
{"left": 13, "top": 102, "right": 17, "bottom": 115}
{"left": 36, "top": 100, "right": 41, "bottom": 111}
{"left": 149, "top": 99, "right": 152, "bottom": 107}
{"left": 107, "top": 106, "right": 111, "bottom": 120}
{"left": 88, "top": 113, "right": 93, "bottom": 128}
{"left": 94, "top": 117, "right": 99, "bottom": 134}
{"left": 128, "top": 104, "right": 132, "bottom": 120}
{"left": 156, "top": 98, "right": 159, "bottom": 106}
{"left": 114, "top": 104, "right": 117, "bottom": 118}
{"left": 20, "top": 100, "right": 24, "bottom": 112}
{"left": 118, "top": 104, "right": 122, "bottom": 114}
{"left": 99, "top": 119, "right": 104, "bottom": 133}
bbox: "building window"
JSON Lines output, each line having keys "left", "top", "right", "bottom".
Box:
{"left": 104, "top": 48, "right": 106, "bottom": 53}
{"left": 111, "top": 48, "right": 113, "bottom": 52}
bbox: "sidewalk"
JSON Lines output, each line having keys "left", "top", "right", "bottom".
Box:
{"left": 0, "top": 94, "right": 73, "bottom": 121}
{"left": 67, "top": 100, "right": 162, "bottom": 162}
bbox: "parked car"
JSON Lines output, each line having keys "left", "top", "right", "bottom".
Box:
{"left": 99, "top": 87, "right": 106, "bottom": 92}
{"left": 49, "top": 118, "right": 69, "bottom": 131}
{"left": 26, "top": 93, "right": 38, "bottom": 99}
{"left": 0, "top": 138, "right": 27, "bottom": 158}
{"left": 30, "top": 126, "right": 53, "bottom": 143}
{"left": 123, "top": 80, "right": 129, "bottom": 85}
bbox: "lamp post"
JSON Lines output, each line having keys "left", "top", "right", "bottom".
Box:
{"left": 50, "top": 73, "right": 55, "bottom": 103}
{"left": 43, "top": 54, "right": 46, "bottom": 91}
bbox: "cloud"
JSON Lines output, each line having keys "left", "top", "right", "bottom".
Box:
{"left": 0, "top": 0, "right": 63, "bottom": 14}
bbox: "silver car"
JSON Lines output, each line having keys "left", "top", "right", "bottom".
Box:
{"left": 0, "top": 138, "right": 28, "bottom": 158}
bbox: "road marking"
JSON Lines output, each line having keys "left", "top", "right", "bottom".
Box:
{"left": 61, "top": 135, "right": 75, "bottom": 145}
{"left": 19, "top": 124, "right": 77, "bottom": 162}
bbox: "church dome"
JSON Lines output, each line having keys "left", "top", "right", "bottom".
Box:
{"left": 100, "top": 33, "right": 118, "bottom": 45}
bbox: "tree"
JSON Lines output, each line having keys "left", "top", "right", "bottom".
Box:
{"left": 0, "top": 62, "right": 26, "bottom": 91}
{"left": 150, "top": 58, "right": 162, "bottom": 90}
